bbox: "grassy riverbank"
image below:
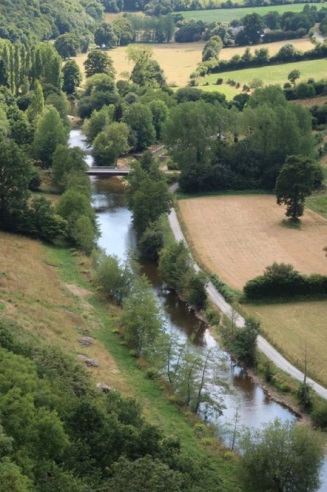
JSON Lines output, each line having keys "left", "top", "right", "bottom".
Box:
{"left": 0, "top": 230, "right": 242, "bottom": 491}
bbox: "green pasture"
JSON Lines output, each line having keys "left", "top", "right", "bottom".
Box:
{"left": 200, "top": 58, "right": 327, "bottom": 88}
{"left": 200, "top": 83, "right": 241, "bottom": 99}
{"left": 183, "top": 3, "right": 314, "bottom": 23}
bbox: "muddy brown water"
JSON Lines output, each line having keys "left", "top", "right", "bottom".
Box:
{"left": 69, "top": 129, "right": 327, "bottom": 489}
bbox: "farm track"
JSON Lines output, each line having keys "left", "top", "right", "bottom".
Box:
{"left": 168, "top": 207, "right": 327, "bottom": 400}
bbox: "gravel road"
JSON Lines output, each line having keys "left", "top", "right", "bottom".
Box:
{"left": 168, "top": 207, "right": 327, "bottom": 400}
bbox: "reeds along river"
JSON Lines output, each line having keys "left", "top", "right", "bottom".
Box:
{"left": 69, "top": 129, "right": 327, "bottom": 489}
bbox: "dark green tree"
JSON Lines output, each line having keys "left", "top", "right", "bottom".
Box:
{"left": 62, "top": 60, "right": 82, "bottom": 94}
{"left": 276, "top": 155, "right": 320, "bottom": 221}
{"left": 54, "top": 34, "right": 79, "bottom": 60}
{"left": 33, "top": 107, "right": 68, "bottom": 167}
{"left": 123, "top": 103, "right": 156, "bottom": 151}
{"left": 94, "top": 22, "right": 118, "bottom": 48}
{"left": 0, "top": 137, "right": 30, "bottom": 231}
{"left": 84, "top": 50, "right": 115, "bottom": 78}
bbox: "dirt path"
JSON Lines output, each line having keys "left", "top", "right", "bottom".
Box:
{"left": 168, "top": 208, "right": 327, "bottom": 401}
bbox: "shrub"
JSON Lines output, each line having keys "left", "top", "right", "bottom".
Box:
{"left": 216, "top": 78, "right": 223, "bottom": 85}
{"left": 244, "top": 263, "right": 327, "bottom": 300}
{"left": 311, "top": 404, "right": 327, "bottom": 429}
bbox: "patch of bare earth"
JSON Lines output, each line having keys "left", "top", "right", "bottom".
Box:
{"left": 178, "top": 195, "right": 327, "bottom": 289}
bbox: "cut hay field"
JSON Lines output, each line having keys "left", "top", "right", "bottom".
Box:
{"left": 200, "top": 58, "right": 327, "bottom": 89}
{"left": 177, "top": 195, "right": 327, "bottom": 290}
{"left": 74, "top": 37, "right": 313, "bottom": 88}
{"left": 74, "top": 42, "right": 205, "bottom": 86}
{"left": 219, "top": 37, "right": 314, "bottom": 60}
{"left": 183, "top": 3, "right": 314, "bottom": 23}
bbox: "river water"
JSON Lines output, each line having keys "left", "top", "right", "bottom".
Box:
{"left": 69, "top": 129, "right": 327, "bottom": 489}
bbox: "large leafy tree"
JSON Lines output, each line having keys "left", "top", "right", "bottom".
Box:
{"left": 275, "top": 155, "right": 320, "bottom": 221}
{"left": 84, "top": 50, "right": 115, "bottom": 78}
{"left": 33, "top": 107, "right": 68, "bottom": 167}
{"left": 93, "top": 122, "right": 130, "bottom": 166}
{"left": 62, "top": 60, "right": 82, "bottom": 94}
{"left": 94, "top": 22, "right": 118, "bottom": 48}
{"left": 122, "top": 103, "right": 156, "bottom": 152}
{"left": 238, "top": 419, "right": 324, "bottom": 492}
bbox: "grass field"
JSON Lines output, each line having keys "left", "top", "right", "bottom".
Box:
{"left": 200, "top": 82, "right": 241, "bottom": 98}
{"left": 245, "top": 300, "right": 327, "bottom": 387}
{"left": 177, "top": 195, "right": 327, "bottom": 290}
{"left": 183, "top": 3, "right": 313, "bottom": 23}
{"left": 200, "top": 58, "right": 327, "bottom": 89}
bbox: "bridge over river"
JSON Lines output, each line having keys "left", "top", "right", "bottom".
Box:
{"left": 86, "top": 167, "right": 130, "bottom": 176}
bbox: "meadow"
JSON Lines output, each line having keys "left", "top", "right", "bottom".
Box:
{"left": 183, "top": 3, "right": 314, "bottom": 23}
{"left": 200, "top": 58, "right": 327, "bottom": 89}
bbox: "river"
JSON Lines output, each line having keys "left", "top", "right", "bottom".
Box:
{"left": 69, "top": 129, "right": 327, "bottom": 489}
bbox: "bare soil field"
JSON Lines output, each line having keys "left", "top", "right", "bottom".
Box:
{"left": 178, "top": 195, "right": 327, "bottom": 289}
{"left": 246, "top": 300, "right": 327, "bottom": 388}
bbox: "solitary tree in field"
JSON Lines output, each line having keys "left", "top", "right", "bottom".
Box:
{"left": 275, "top": 155, "right": 319, "bottom": 221}
{"left": 288, "top": 69, "right": 301, "bottom": 85}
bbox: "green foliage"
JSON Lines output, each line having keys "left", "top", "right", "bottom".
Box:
{"left": 93, "top": 122, "right": 130, "bottom": 166}
{"left": 56, "top": 188, "right": 97, "bottom": 251}
{"left": 52, "top": 145, "right": 87, "bottom": 192}
{"left": 82, "top": 105, "right": 114, "bottom": 143}
{"left": 210, "top": 274, "right": 240, "bottom": 304}
{"left": 94, "top": 22, "right": 118, "bottom": 48}
{"left": 276, "top": 155, "right": 321, "bottom": 221}
{"left": 33, "top": 107, "right": 68, "bottom": 167}
{"left": 106, "top": 455, "right": 184, "bottom": 491}
{"left": 127, "top": 160, "right": 171, "bottom": 236}
{"left": 0, "top": 137, "right": 30, "bottom": 232}
{"left": 62, "top": 60, "right": 82, "bottom": 95}
{"left": 159, "top": 241, "right": 208, "bottom": 311}
{"left": 202, "top": 35, "right": 223, "bottom": 62}
{"left": 95, "top": 253, "right": 133, "bottom": 304}
{"left": 238, "top": 419, "right": 324, "bottom": 492}
{"left": 138, "top": 222, "right": 164, "bottom": 262}
{"left": 244, "top": 262, "right": 327, "bottom": 300}
{"left": 123, "top": 103, "right": 156, "bottom": 152}
{"left": 122, "top": 275, "right": 164, "bottom": 356}
{"left": 311, "top": 403, "right": 327, "bottom": 430}
{"left": 84, "top": 50, "right": 115, "bottom": 78}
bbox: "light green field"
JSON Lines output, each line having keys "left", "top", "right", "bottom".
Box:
{"left": 200, "top": 83, "right": 240, "bottom": 99}
{"left": 183, "top": 4, "right": 314, "bottom": 23}
{"left": 200, "top": 59, "right": 327, "bottom": 88}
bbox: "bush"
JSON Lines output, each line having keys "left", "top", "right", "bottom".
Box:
{"left": 311, "top": 404, "right": 327, "bottom": 429}
{"left": 216, "top": 78, "right": 223, "bottom": 85}
{"left": 244, "top": 263, "right": 327, "bottom": 300}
